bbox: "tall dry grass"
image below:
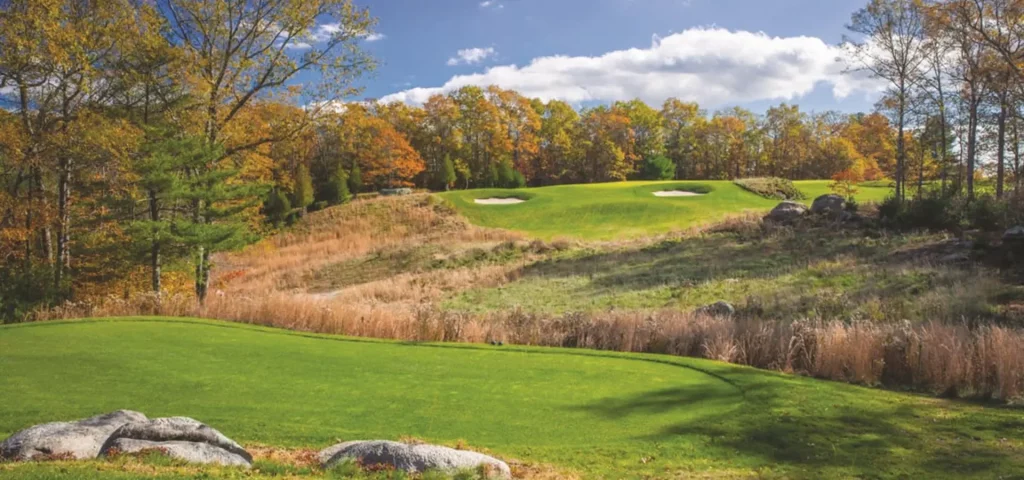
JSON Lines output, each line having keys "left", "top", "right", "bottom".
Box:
{"left": 214, "top": 195, "right": 520, "bottom": 294}
{"left": 35, "top": 294, "right": 1024, "bottom": 402}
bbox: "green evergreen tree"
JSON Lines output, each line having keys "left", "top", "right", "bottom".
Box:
{"left": 348, "top": 163, "right": 362, "bottom": 195}
{"left": 512, "top": 170, "right": 527, "bottom": 188}
{"left": 496, "top": 160, "right": 515, "bottom": 188}
{"left": 641, "top": 155, "right": 675, "bottom": 180}
{"left": 127, "top": 134, "right": 191, "bottom": 294}
{"left": 265, "top": 189, "right": 292, "bottom": 226}
{"left": 439, "top": 154, "right": 457, "bottom": 191}
{"left": 292, "top": 164, "right": 314, "bottom": 212}
{"left": 326, "top": 167, "right": 351, "bottom": 205}
{"left": 175, "top": 140, "right": 268, "bottom": 302}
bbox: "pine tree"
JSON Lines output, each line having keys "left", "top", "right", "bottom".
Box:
{"left": 126, "top": 135, "right": 197, "bottom": 294}
{"left": 265, "top": 189, "right": 292, "bottom": 226}
{"left": 326, "top": 167, "right": 351, "bottom": 205}
{"left": 497, "top": 160, "right": 515, "bottom": 188}
{"left": 175, "top": 140, "right": 268, "bottom": 301}
{"left": 348, "top": 163, "right": 362, "bottom": 195}
{"left": 292, "top": 164, "right": 314, "bottom": 213}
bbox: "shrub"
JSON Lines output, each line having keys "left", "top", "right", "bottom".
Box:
{"left": 880, "top": 190, "right": 1018, "bottom": 233}
{"left": 348, "top": 164, "right": 362, "bottom": 195}
{"left": 292, "top": 164, "right": 314, "bottom": 211}
{"left": 966, "top": 194, "right": 1009, "bottom": 231}
{"left": 264, "top": 189, "right": 292, "bottom": 227}
{"left": 323, "top": 168, "right": 351, "bottom": 206}
{"left": 845, "top": 197, "right": 859, "bottom": 214}
{"left": 734, "top": 177, "right": 806, "bottom": 200}
{"left": 511, "top": 170, "right": 527, "bottom": 189}
{"left": 640, "top": 155, "right": 675, "bottom": 180}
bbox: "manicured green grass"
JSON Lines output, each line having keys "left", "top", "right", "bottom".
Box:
{"left": 2, "top": 318, "right": 1023, "bottom": 479}
{"left": 439, "top": 181, "right": 891, "bottom": 240}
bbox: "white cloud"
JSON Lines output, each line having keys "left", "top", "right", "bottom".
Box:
{"left": 479, "top": 1, "right": 504, "bottom": 8}
{"left": 382, "top": 27, "right": 884, "bottom": 106}
{"left": 447, "top": 47, "right": 497, "bottom": 66}
{"left": 306, "top": 22, "right": 384, "bottom": 44}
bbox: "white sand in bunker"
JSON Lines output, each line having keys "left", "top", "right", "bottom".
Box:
{"left": 474, "top": 198, "right": 527, "bottom": 205}
{"left": 653, "top": 190, "right": 706, "bottom": 197}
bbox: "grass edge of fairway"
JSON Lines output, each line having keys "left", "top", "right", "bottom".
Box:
{"left": 0, "top": 316, "right": 938, "bottom": 403}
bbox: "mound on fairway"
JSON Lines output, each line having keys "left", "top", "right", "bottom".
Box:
{"left": 440, "top": 181, "right": 890, "bottom": 240}
{"left": 1, "top": 318, "right": 1022, "bottom": 479}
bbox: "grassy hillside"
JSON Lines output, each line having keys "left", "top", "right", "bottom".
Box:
{"left": 439, "top": 181, "right": 891, "bottom": 240}
{"left": 2, "top": 318, "right": 1023, "bottom": 479}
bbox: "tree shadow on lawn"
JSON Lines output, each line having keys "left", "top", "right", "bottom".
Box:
{"left": 572, "top": 372, "right": 1024, "bottom": 478}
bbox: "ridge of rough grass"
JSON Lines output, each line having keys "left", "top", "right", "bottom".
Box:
{"left": 439, "top": 181, "right": 890, "bottom": 240}
{"left": 443, "top": 221, "right": 1023, "bottom": 323}
{"left": 2, "top": 318, "right": 1024, "bottom": 479}
{"left": 733, "top": 177, "right": 807, "bottom": 200}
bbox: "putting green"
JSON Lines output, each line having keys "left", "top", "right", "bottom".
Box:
{"left": 439, "top": 181, "right": 891, "bottom": 240}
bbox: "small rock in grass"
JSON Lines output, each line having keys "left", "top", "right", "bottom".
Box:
{"left": 764, "top": 201, "right": 807, "bottom": 223}
{"left": 695, "top": 301, "right": 735, "bottom": 318}
{"left": 100, "top": 417, "right": 252, "bottom": 467}
{"left": 319, "top": 440, "right": 511, "bottom": 478}
{"left": 0, "top": 410, "right": 148, "bottom": 461}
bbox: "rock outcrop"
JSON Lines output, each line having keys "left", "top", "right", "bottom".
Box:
{"left": 0, "top": 410, "right": 148, "bottom": 461}
{"left": 810, "top": 194, "right": 846, "bottom": 216}
{"left": 764, "top": 201, "right": 808, "bottom": 223}
{"left": 100, "top": 417, "right": 252, "bottom": 467}
{"left": 319, "top": 440, "right": 511, "bottom": 478}
{"left": 695, "top": 301, "right": 735, "bottom": 318}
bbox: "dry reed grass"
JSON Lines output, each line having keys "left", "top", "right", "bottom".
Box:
{"left": 214, "top": 195, "right": 520, "bottom": 294}
{"left": 36, "top": 294, "right": 1024, "bottom": 402}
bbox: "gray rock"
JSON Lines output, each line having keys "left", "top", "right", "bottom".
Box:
{"left": 100, "top": 417, "right": 251, "bottom": 467}
{"left": 1004, "top": 226, "right": 1024, "bottom": 242}
{"left": 0, "top": 410, "right": 147, "bottom": 461}
{"left": 695, "top": 301, "right": 735, "bottom": 318}
{"left": 940, "top": 252, "right": 971, "bottom": 263}
{"left": 104, "top": 438, "right": 251, "bottom": 467}
{"left": 764, "top": 201, "right": 808, "bottom": 223}
{"left": 380, "top": 188, "right": 414, "bottom": 196}
{"left": 319, "top": 440, "right": 511, "bottom": 478}
{"left": 811, "top": 194, "right": 846, "bottom": 216}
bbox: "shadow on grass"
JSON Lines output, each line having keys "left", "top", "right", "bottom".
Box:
{"left": 572, "top": 372, "right": 1023, "bottom": 478}
{"left": 509, "top": 223, "right": 1016, "bottom": 321}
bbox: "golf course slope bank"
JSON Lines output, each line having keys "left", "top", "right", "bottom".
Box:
{"left": 439, "top": 181, "right": 890, "bottom": 240}
{"left": 2, "top": 318, "right": 1022, "bottom": 479}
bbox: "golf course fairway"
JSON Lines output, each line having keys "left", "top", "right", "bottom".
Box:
{"left": 1, "top": 318, "right": 1021, "bottom": 479}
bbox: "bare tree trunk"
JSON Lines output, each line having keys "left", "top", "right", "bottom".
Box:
{"left": 966, "top": 99, "right": 978, "bottom": 200}
{"left": 149, "top": 190, "right": 161, "bottom": 294}
{"left": 997, "top": 96, "right": 1008, "bottom": 199}
{"left": 55, "top": 157, "right": 71, "bottom": 290}
{"left": 897, "top": 89, "right": 907, "bottom": 202}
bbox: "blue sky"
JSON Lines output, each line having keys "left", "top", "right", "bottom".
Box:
{"left": 343, "top": 0, "right": 883, "bottom": 114}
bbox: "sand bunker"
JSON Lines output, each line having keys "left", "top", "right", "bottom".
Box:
{"left": 474, "top": 198, "right": 526, "bottom": 205}
{"left": 653, "top": 190, "right": 705, "bottom": 197}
